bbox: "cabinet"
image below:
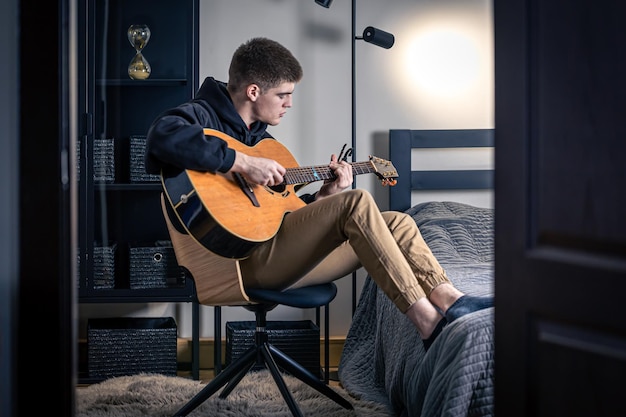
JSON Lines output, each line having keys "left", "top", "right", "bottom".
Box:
{"left": 77, "top": 0, "right": 200, "bottom": 381}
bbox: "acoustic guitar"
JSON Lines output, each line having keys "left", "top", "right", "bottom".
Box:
{"left": 162, "top": 128, "right": 398, "bottom": 259}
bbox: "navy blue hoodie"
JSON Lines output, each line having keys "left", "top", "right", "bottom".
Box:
{"left": 144, "top": 77, "right": 273, "bottom": 177}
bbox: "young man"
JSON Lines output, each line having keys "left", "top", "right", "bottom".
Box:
{"left": 145, "top": 37, "right": 492, "bottom": 350}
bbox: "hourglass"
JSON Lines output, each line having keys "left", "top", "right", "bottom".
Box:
{"left": 127, "top": 24, "right": 151, "bottom": 80}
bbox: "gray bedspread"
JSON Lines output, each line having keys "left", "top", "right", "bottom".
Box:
{"left": 338, "top": 201, "right": 494, "bottom": 417}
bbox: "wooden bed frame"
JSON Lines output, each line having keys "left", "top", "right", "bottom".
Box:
{"left": 388, "top": 129, "right": 495, "bottom": 212}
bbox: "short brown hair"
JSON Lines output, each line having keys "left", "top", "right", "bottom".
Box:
{"left": 227, "top": 37, "right": 303, "bottom": 93}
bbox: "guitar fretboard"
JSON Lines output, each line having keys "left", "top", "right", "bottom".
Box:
{"left": 283, "top": 161, "right": 374, "bottom": 185}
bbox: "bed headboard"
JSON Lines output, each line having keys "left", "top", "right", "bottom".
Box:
{"left": 389, "top": 129, "right": 495, "bottom": 212}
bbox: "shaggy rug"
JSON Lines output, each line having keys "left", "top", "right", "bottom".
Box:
{"left": 76, "top": 370, "right": 393, "bottom": 417}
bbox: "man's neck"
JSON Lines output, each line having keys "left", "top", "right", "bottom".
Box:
{"left": 229, "top": 91, "right": 254, "bottom": 128}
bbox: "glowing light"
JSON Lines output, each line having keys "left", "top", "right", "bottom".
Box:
{"left": 382, "top": 11, "right": 494, "bottom": 126}
{"left": 406, "top": 28, "right": 481, "bottom": 97}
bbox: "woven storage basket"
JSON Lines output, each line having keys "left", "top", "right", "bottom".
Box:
{"left": 92, "top": 244, "right": 116, "bottom": 289}
{"left": 129, "top": 241, "right": 186, "bottom": 289}
{"left": 76, "top": 139, "right": 115, "bottom": 182}
{"left": 226, "top": 320, "right": 321, "bottom": 377}
{"left": 87, "top": 317, "right": 177, "bottom": 378}
{"left": 129, "top": 135, "right": 160, "bottom": 182}
{"left": 77, "top": 244, "right": 116, "bottom": 290}
{"left": 93, "top": 139, "right": 115, "bottom": 182}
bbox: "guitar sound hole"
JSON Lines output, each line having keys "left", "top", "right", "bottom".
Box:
{"left": 269, "top": 184, "right": 286, "bottom": 193}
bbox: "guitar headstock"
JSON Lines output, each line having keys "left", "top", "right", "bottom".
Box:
{"left": 369, "top": 156, "right": 398, "bottom": 186}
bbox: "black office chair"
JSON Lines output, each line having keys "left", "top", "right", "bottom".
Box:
{"left": 160, "top": 195, "right": 353, "bottom": 417}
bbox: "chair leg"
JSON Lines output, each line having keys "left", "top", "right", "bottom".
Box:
{"left": 172, "top": 345, "right": 258, "bottom": 417}
{"left": 260, "top": 343, "right": 304, "bottom": 417}
{"left": 324, "top": 301, "right": 330, "bottom": 384}
{"left": 268, "top": 344, "right": 354, "bottom": 410}
{"left": 214, "top": 306, "right": 222, "bottom": 375}
{"left": 218, "top": 359, "right": 255, "bottom": 399}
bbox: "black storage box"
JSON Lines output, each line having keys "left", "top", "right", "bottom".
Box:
{"left": 129, "top": 135, "right": 160, "bottom": 182}
{"left": 92, "top": 244, "right": 116, "bottom": 289}
{"left": 77, "top": 244, "right": 116, "bottom": 290}
{"left": 226, "top": 320, "right": 321, "bottom": 377}
{"left": 93, "top": 138, "right": 115, "bottom": 183}
{"left": 129, "top": 241, "right": 186, "bottom": 289}
{"left": 76, "top": 139, "right": 115, "bottom": 183}
{"left": 87, "top": 317, "right": 177, "bottom": 378}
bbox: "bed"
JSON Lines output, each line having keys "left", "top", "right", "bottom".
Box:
{"left": 338, "top": 129, "right": 495, "bottom": 417}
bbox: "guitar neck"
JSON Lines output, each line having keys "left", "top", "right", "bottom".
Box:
{"left": 283, "top": 161, "right": 374, "bottom": 185}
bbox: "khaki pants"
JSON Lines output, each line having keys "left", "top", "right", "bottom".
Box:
{"left": 240, "top": 189, "right": 450, "bottom": 313}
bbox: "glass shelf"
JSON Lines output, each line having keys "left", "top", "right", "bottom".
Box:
{"left": 96, "top": 78, "right": 189, "bottom": 87}
{"left": 96, "top": 183, "right": 162, "bottom": 191}
{"left": 78, "top": 280, "right": 196, "bottom": 303}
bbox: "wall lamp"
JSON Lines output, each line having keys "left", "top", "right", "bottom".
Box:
{"left": 359, "top": 26, "right": 395, "bottom": 49}
{"left": 315, "top": 0, "right": 395, "bottom": 49}
{"left": 314, "top": 0, "right": 333, "bottom": 8}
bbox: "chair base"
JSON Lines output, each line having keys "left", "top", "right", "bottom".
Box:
{"left": 172, "top": 340, "right": 353, "bottom": 417}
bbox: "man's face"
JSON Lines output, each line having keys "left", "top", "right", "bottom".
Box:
{"left": 252, "top": 82, "right": 295, "bottom": 126}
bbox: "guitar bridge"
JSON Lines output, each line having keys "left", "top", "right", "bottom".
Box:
{"left": 233, "top": 173, "right": 260, "bottom": 207}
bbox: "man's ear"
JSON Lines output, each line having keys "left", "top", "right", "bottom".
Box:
{"left": 246, "top": 84, "right": 261, "bottom": 102}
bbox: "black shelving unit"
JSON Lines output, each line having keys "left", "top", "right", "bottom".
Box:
{"left": 77, "top": 0, "right": 200, "bottom": 381}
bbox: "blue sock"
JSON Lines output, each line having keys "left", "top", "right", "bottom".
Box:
{"left": 422, "top": 317, "right": 447, "bottom": 351}
{"left": 445, "top": 295, "right": 493, "bottom": 323}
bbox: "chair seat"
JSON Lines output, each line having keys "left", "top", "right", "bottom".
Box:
{"left": 245, "top": 283, "right": 337, "bottom": 309}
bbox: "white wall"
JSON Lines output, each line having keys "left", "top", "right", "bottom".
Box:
{"left": 79, "top": 0, "right": 494, "bottom": 339}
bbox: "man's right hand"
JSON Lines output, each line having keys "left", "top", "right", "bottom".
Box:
{"left": 231, "top": 151, "right": 286, "bottom": 187}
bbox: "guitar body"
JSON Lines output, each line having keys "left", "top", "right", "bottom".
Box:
{"left": 162, "top": 129, "right": 306, "bottom": 259}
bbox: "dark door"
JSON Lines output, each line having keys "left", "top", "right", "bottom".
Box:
{"left": 494, "top": 0, "right": 626, "bottom": 416}
{"left": 16, "top": 0, "right": 76, "bottom": 415}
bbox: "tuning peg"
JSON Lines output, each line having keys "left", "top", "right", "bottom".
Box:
{"left": 381, "top": 178, "right": 397, "bottom": 186}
